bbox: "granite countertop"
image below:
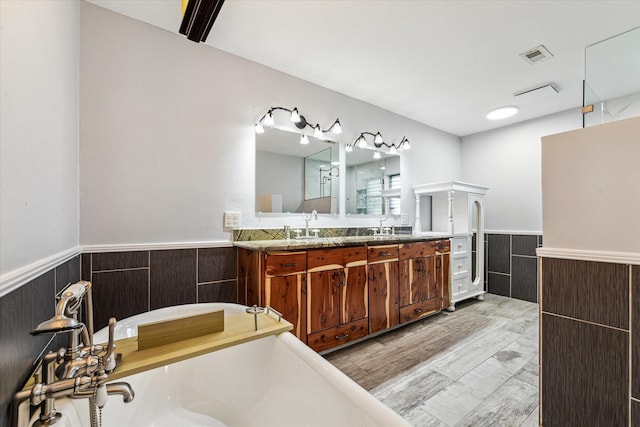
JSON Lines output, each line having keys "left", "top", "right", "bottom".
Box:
{"left": 233, "top": 232, "right": 452, "bottom": 252}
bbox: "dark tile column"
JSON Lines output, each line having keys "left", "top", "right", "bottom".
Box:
{"left": 197, "top": 247, "right": 238, "bottom": 303}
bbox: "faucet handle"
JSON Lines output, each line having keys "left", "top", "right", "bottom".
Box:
{"left": 293, "top": 229, "right": 302, "bottom": 239}
{"left": 312, "top": 228, "right": 320, "bottom": 238}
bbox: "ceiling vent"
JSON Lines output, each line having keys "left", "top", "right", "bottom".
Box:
{"left": 520, "top": 45, "right": 553, "bottom": 65}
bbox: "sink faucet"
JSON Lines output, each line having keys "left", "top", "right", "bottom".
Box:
{"left": 304, "top": 210, "right": 318, "bottom": 238}
{"left": 14, "top": 281, "right": 134, "bottom": 427}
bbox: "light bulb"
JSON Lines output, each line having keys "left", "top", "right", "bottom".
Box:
{"left": 290, "top": 108, "right": 301, "bottom": 123}
{"left": 262, "top": 112, "right": 274, "bottom": 126}
{"left": 345, "top": 145, "right": 353, "bottom": 152}
{"left": 357, "top": 135, "right": 367, "bottom": 148}
{"left": 300, "top": 134, "right": 310, "bottom": 145}
{"left": 374, "top": 132, "right": 383, "bottom": 144}
{"left": 373, "top": 150, "right": 381, "bottom": 159}
{"left": 313, "top": 125, "right": 322, "bottom": 138}
{"left": 402, "top": 139, "right": 411, "bottom": 150}
{"left": 330, "top": 119, "right": 342, "bottom": 134}
{"left": 255, "top": 123, "right": 264, "bottom": 134}
{"left": 389, "top": 145, "right": 397, "bottom": 155}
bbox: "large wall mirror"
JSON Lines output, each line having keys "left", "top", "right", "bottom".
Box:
{"left": 345, "top": 150, "right": 400, "bottom": 216}
{"left": 256, "top": 127, "right": 339, "bottom": 214}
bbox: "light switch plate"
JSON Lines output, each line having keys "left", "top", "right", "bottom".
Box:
{"left": 224, "top": 211, "right": 241, "bottom": 228}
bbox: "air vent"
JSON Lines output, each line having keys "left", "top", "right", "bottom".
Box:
{"left": 520, "top": 45, "right": 553, "bottom": 65}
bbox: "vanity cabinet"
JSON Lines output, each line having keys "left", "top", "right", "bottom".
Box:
{"left": 368, "top": 245, "right": 400, "bottom": 334}
{"left": 399, "top": 240, "right": 450, "bottom": 323}
{"left": 306, "top": 247, "right": 369, "bottom": 352}
{"left": 237, "top": 238, "right": 450, "bottom": 352}
{"left": 263, "top": 251, "right": 308, "bottom": 342}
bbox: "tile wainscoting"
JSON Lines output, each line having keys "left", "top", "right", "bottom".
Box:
{"left": 81, "top": 247, "right": 238, "bottom": 330}
{"left": 0, "top": 255, "right": 80, "bottom": 427}
{"left": 0, "top": 245, "right": 237, "bottom": 426}
{"left": 486, "top": 233, "right": 542, "bottom": 303}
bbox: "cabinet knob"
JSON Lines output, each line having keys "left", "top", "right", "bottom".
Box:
{"left": 335, "top": 333, "right": 349, "bottom": 341}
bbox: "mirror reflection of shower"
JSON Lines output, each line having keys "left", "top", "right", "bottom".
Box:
{"left": 320, "top": 166, "right": 339, "bottom": 197}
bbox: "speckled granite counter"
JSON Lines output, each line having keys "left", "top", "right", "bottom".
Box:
{"left": 233, "top": 233, "right": 451, "bottom": 252}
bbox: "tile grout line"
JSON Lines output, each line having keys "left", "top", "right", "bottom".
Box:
{"left": 541, "top": 310, "right": 630, "bottom": 333}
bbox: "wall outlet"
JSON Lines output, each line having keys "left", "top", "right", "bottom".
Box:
{"left": 223, "top": 211, "right": 241, "bottom": 228}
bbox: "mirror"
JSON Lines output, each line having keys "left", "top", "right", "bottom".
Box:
{"left": 256, "top": 126, "right": 339, "bottom": 214}
{"left": 345, "top": 150, "right": 400, "bottom": 215}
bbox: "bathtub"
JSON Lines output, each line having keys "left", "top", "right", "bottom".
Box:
{"left": 40, "top": 303, "right": 410, "bottom": 427}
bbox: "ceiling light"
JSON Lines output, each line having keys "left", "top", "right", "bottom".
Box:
{"left": 300, "top": 134, "right": 310, "bottom": 145}
{"left": 388, "top": 145, "right": 397, "bottom": 155}
{"left": 179, "top": 0, "right": 225, "bottom": 43}
{"left": 374, "top": 132, "right": 383, "bottom": 144}
{"left": 486, "top": 106, "right": 518, "bottom": 120}
{"left": 357, "top": 136, "right": 367, "bottom": 148}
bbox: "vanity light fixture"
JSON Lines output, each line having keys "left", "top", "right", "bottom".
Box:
{"left": 255, "top": 106, "right": 342, "bottom": 141}
{"left": 300, "top": 134, "right": 310, "bottom": 145}
{"left": 346, "top": 132, "right": 411, "bottom": 158}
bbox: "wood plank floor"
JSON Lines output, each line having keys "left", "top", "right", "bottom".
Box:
{"left": 325, "top": 294, "right": 539, "bottom": 426}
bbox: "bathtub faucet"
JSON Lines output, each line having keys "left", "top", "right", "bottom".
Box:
{"left": 13, "top": 280, "right": 134, "bottom": 427}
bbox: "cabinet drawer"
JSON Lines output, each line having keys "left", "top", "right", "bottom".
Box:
{"left": 399, "top": 241, "right": 435, "bottom": 260}
{"left": 307, "top": 246, "right": 366, "bottom": 271}
{"left": 452, "top": 272, "right": 469, "bottom": 296}
{"left": 307, "top": 318, "right": 369, "bottom": 352}
{"left": 367, "top": 245, "right": 399, "bottom": 263}
{"left": 451, "top": 254, "right": 469, "bottom": 275}
{"left": 451, "top": 237, "right": 468, "bottom": 254}
{"left": 435, "top": 239, "right": 450, "bottom": 254}
{"left": 399, "top": 298, "right": 439, "bottom": 323}
{"left": 265, "top": 252, "right": 307, "bottom": 276}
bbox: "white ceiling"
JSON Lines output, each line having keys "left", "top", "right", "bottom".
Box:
{"left": 89, "top": 0, "right": 640, "bottom": 137}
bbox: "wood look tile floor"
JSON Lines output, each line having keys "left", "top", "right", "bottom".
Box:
{"left": 325, "top": 294, "right": 539, "bottom": 427}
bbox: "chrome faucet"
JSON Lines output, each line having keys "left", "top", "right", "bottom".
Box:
{"left": 14, "top": 281, "right": 134, "bottom": 427}
{"left": 303, "top": 210, "right": 318, "bottom": 238}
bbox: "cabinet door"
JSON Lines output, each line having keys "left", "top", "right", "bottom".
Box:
{"left": 399, "top": 257, "right": 431, "bottom": 306}
{"left": 369, "top": 261, "right": 399, "bottom": 333}
{"left": 341, "top": 264, "right": 368, "bottom": 325}
{"left": 265, "top": 273, "right": 307, "bottom": 342}
{"left": 308, "top": 269, "right": 341, "bottom": 334}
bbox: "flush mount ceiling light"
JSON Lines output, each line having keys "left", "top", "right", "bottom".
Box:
{"left": 345, "top": 132, "right": 410, "bottom": 158}
{"left": 179, "top": 0, "right": 225, "bottom": 43}
{"left": 255, "top": 106, "right": 341, "bottom": 143}
{"left": 486, "top": 106, "right": 519, "bottom": 120}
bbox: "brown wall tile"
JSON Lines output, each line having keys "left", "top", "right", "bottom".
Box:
{"left": 542, "top": 258, "right": 629, "bottom": 329}
{"left": 198, "top": 280, "right": 237, "bottom": 303}
{"left": 150, "top": 249, "right": 196, "bottom": 310}
{"left": 92, "top": 269, "right": 149, "bottom": 330}
{"left": 91, "top": 251, "right": 149, "bottom": 272}
{"left": 541, "top": 313, "right": 628, "bottom": 427}
{"left": 633, "top": 266, "right": 640, "bottom": 399}
{"left": 55, "top": 256, "right": 81, "bottom": 292}
{"left": 198, "top": 247, "right": 237, "bottom": 283}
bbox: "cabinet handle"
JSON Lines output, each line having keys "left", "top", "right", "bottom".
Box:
{"left": 379, "top": 251, "right": 392, "bottom": 256}
{"left": 335, "top": 333, "right": 349, "bottom": 341}
{"left": 414, "top": 308, "right": 425, "bottom": 314}
{"left": 457, "top": 264, "right": 463, "bottom": 269}
{"left": 280, "top": 262, "right": 298, "bottom": 267}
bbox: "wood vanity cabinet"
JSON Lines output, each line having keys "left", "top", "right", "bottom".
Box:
{"left": 262, "top": 251, "right": 308, "bottom": 342}
{"left": 237, "top": 239, "right": 450, "bottom": 352}
{"left": 306, "top": 247, "right": 369, "bottom": 352}
{"left": 398, "top": 240, "right": 450, "bottom": 323}
{"left": 368, "top": 245, "right": 400, "bottom": 334}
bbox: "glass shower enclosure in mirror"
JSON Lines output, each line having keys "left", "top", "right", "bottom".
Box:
{"left": 345, "top": 149, "right": 400, "bottom": 216}
{"left": 256, "top": 126, "right": 339, "bottom": 214}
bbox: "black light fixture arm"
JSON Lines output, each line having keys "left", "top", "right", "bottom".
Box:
{"left": 256, "top": 106, "right": 341, "bottom": 135}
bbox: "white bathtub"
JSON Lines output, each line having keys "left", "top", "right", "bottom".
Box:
{"left": 45, "top": 304, "right": 410, "bottom": 427}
